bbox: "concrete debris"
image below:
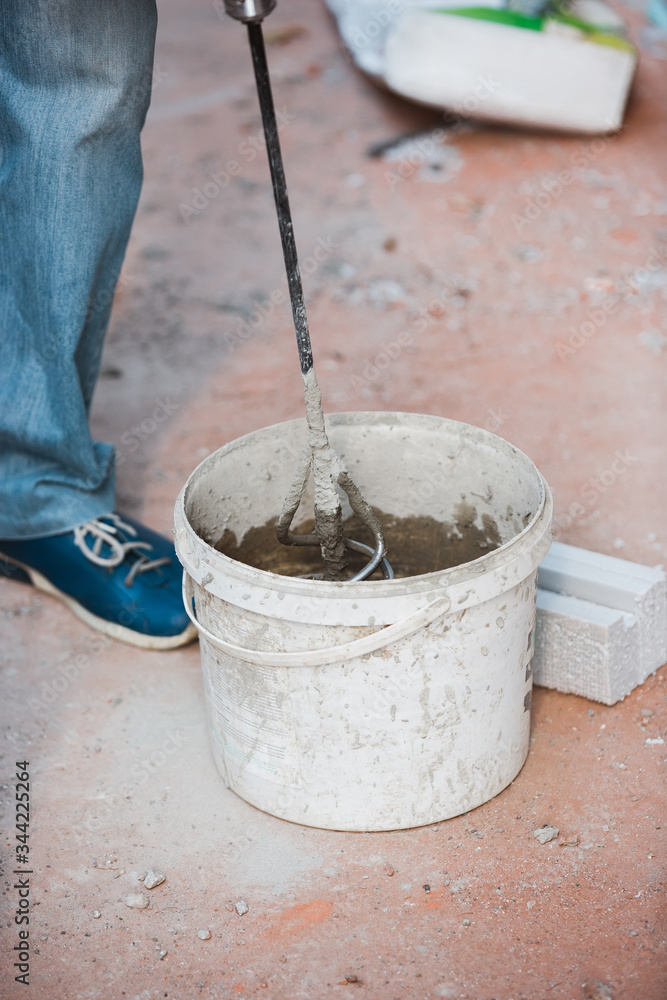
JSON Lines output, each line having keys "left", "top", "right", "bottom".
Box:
{"left": 366, "top": 277, "right": 407, "bottom": 310}
{"left": 583, "top": 979, "right": 613, "bottom": 999}
{"left": 93, "top": 911, "right": 101, "bottom": 919}
{"left": 158, "top": 949, "right": 168, "bottom": 960}
{"left": 143, "top": 868, "right": 166, "bottom": 889}
{"left": 383, "top": 862, "right": 394, "bottom": 876}
{"left": 197, "top": 929, "right": 211, "bottom": 940}
{"left": 380, "top": 136, "right": 464, "bottom": 184}
{"left": 533, "top": 825, "right": 559, "bottom": 844}
{"left": 125, "top": 893, "right": 149, "bottom": 909}
{"left": 234, "top": 900, "right": 249, "bottom": 916}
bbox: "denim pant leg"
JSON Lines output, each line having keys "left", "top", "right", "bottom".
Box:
{"left": 0, "top": 0, "right": 157, "bottom": 539}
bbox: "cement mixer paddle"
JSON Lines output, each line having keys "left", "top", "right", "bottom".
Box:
{"left": 226, "top": 3, "right": 392, "bottom": 582}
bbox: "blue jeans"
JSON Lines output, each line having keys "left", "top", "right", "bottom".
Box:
{"left": 0, "top": 0, "right": 157, "bottom": 539}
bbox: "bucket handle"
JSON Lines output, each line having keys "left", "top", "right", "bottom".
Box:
{"left": 182, "top": 573, "right": 451, "bottom": 668}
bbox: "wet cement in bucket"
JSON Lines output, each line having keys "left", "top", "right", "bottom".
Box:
{"left": 215, "top": 500, "right": 504, "bottom": 579}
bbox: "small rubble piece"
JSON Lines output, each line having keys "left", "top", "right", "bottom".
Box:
{"left": 533, "top": 824, "right": 559, "bottom": 845}
{"left": 583, "top": 980, "right": 613, "bottom": 1000}
{"left": 338, "top": 975, "right": 359, "bottom": 984}
{"left": 143, "top": 868, "right": 166, "bottom": 889}
{"left": 423, "top": 884, "right": 431, "bottom": 893}
{"left": 383, "top": 862, "right": 394, "bottom": 876}
{"left": 158, "top": 949, "right": 168, "bottom": 961}
{"left": 93, "top": 911, "right": 101, "bottom": 919}
{"left": 640, "top": 708, "right": 654, "bottom": 718}
{"left": 235, "top": 900, "right": 249, "bottom": 916}
{"left": 125, "top": 893, "right": 149, "bottom": 909}
{"left": 197, "top": 929, "right": 211, "bottom": 940}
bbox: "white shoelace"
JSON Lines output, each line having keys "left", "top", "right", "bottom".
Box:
{"left": 72, "top": 513, "right": 171, "bottom": 587}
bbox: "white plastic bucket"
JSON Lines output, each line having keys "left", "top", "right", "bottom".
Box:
{"left": 175, "top": 412, "right": 552, "bottom": 831}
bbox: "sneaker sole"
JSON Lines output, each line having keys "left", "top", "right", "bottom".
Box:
{"left": 0, "top": 553, "right": 198, "bottom": 650}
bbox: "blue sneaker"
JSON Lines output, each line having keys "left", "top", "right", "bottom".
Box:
{"left": 0, "top": 513, "right": 197, "bottom": 649}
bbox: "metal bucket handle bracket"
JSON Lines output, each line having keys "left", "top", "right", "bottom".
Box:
{"left": 182, "top": 573, "right": 451, "bottom": 668}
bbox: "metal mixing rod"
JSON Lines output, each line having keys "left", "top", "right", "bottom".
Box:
{"left": 224, "top": 0, "right": 393, "bottom": 582}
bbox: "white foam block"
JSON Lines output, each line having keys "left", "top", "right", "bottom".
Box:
{"left": 538, "top": 541, "right": 667, "bottom": 685}
{"left": 533, "top": 589, "right": 640, "bottom": 705}
{"left": 384, "top": 10, "right": 637, "bottom": 134}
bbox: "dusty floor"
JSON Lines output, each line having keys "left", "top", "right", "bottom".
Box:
{"left": 2, "top": 0, "right": 666, "bottom": 997}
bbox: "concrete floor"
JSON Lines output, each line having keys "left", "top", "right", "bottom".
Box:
{"left": 1, "top": 0, "right": 666, "bottom": 997}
